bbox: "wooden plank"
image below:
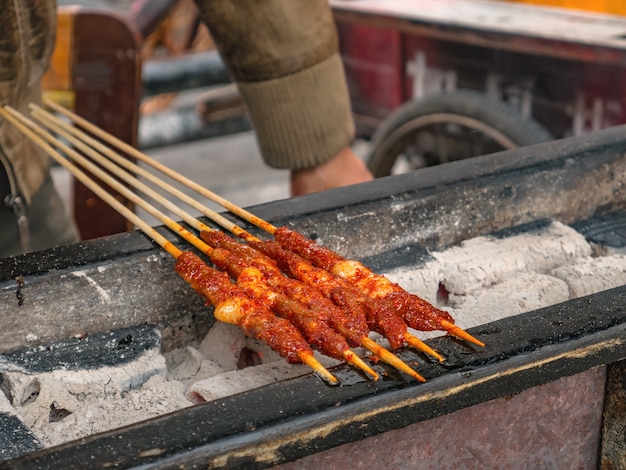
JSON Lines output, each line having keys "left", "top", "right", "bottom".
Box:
{"left": 40, "top": 7, "right": 142, "bottom": 241}
{"left": 331, "top": 0, "right": 626, "bottom": 48}
{"left": 64, "top": 10, "right": 142, "bottom": 240}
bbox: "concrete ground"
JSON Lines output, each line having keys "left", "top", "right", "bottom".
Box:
{"left": 51, "top": 120, "right": 291, "bottom": 228}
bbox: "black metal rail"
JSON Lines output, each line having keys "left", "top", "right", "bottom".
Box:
{"left": 1, "top": 285, "right": 624, "bottom": 469}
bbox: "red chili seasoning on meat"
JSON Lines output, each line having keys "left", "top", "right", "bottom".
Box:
{"left": 275, "top": 227, "right": 343, "bottom": 270}
{"left": 174, "top": 251, "right": 312, "bottom": 364}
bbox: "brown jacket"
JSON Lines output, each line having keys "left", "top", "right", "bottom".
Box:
{"left": 0, "top": 0, "right": 57, "bottom": 204}
{"left": 194, "top": 0, "right": 355, "bottom": 170}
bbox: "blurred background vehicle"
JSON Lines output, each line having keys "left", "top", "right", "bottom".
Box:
{"left": 127, "top": 0, "right": 626, "bottom": 177}
{"left": 50, "top": 0, "right": 626, "bottom": 238}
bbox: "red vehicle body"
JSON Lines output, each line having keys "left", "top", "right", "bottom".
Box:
{"left": 331, "top": 0, "right": 626, "bottom": 175}
{"left": 116, "top": 0, "right": 626, "bottom": 178}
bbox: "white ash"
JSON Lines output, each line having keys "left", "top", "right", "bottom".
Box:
{"left": 1, "top": 347, "right": 181, "bottom": 448}
{"left": 196, "top": 321, "right": 283, "bottom": 370}
{"left": 587, "top": 241, "right": 626, "bottom": 257}
{"left": 550, "top": 254, "right": 626, "bottom": 298}
{"left": 187, "top": 360, "right": 314, "bottom": 403}
{"left": 166, "top": 346, "right": 226, "bottom": 387}
{"left": 3, "top": 218, "right": 625, "bottom": 450}
{"left": 0, "top": 390, "right": 16, "bottom": 415}
{"left": 444, "top": 273, "right": 571, "bottom": 330}
{"left": 181, "top": 322, "right": 341, "bottom": 402}
{"left": 432, "top": 221, "right": 590, "bottom": 294}
{"left": 2, "top": 347, "right": 166, "bottom": 403}
{"left": 22, "top": 374, "right": 192, "bottom": 448}
{"left": 382, "top": 220, "right": 622, "bottom": 335}
{"left": 382, "top": 260, "right": 441, "bottom": 304}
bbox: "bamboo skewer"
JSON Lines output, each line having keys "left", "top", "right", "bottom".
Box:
{"left": 28, "top": 107, "right": 432, "bottom": 382}
{"left": 41, "top": 99, "right": 484, "bottom": 349}
{"left": 10, "top": 106, "right": 441, "bottom": 383}
{"left": 30, "top": 104, "right": 240, "bottom": 235}
{"left": 0, "top": 106, "right": 340, "bottom": 386}
{"left": 43, "top": 99, "right": 267, "bottom": 232}
{"left": 7, "top": 105, "right": 376, "bottom": 383}
{"left": 0, "top": 108, "right": 181, "bottom": 259}
{"left": 31, "top": 104, "right": 443, "bottom": 365}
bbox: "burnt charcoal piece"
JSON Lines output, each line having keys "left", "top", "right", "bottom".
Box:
{"left": 0, "top": 325, "right": 161, "bottom": 373}
{"left": 572, "top": 210, "right": 626, "bottom": 248}
{"left": 359, "top": 243, "right": 432, "bottom": 272}
{"left": 0, "top": 414, "right": 41, "bottom": 462}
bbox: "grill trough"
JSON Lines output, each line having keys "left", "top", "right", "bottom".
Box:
{"left": 1, "top": 125, "right": 626, "bottom": 468}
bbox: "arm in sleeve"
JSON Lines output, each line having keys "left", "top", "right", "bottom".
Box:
{"left": 193, "top": 0, "right": 355, "bottom": 170}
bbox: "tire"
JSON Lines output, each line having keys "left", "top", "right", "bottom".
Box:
{"left": 366, "top": 90, "right": 553, "bottom": 177}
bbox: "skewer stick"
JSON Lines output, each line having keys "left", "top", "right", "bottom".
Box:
{"left": 29, "top": 106, "right": 439, "bottom": 370}
{"left": 30, "top": 108, "right": 433, "bottom": 380}
{"left": 3, "top": 107, "right": 213, "bottom": 256}
{"left": 43, "top": 99, "right": 273, "bottom": 234}
{"left": 0, "top": 107, "right": 182, "bottom": 259}
{"left": 30, "top": 104, "right": 241, "bottom": 235}
{"left": 0, "top": 106, "right": 338, "bottom": 386}
{"left": 30, "top": 112, "right": 427, "bottom": 380}
{"left": 297, "top": 354, "right": 339, "bottom": 384}
{"left": 361, "top": 338, "right": 425, "bottom": 382}
{"left": 440, "top": 320, "right": 485, "bottom": 347}
{"left": 30, "top": 108, "right": 215, "bottom": 236}
{"left": 38, "top": 102, "right": 480, "bottom": 351}
{"left": 403, "top": 334, "right": 445, "bottom": 362}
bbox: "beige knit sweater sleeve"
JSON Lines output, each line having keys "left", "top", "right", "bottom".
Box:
{"left": 193, "top": 0, "right": 355, "bottom": 170}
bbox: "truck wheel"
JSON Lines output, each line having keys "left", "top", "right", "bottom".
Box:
{"left": 366, "top": 90, "right": 552, "bottom": 177}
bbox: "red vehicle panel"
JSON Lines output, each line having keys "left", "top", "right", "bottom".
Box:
{"left": 333, "top": 0, "right": 626, "bottom": 141}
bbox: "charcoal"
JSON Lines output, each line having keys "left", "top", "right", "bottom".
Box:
{"left": 0, "top": 391, "right": 41, "bottom": 462}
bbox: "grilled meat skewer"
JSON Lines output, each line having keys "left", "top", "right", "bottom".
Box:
{"left": 203, "top": 230, "right": 442, "bottom": 362}
{"left": 41, "top": 99, "right": 482, "bottom": 348}
{"left": 0, "top": 106, "right": 341, "bottom": 384}
{"left": 204, "top": 230, "right": 430, "bottom": 377}
{"left": 274, "top": 227, "right": 485, "bottom": 347}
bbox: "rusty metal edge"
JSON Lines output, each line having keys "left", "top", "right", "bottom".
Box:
{"left": 331, "top": 7, "right": 626, "bottom": 65}
{"left": 599, "top": 359, "right": 626, "bottom": 469}
{"left": 2, "top": 285, "right": 624, "bottom": 469}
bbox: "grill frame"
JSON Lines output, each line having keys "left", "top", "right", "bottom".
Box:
{"left": 1, "top": 125, "right": 626, "bottom": 468}
{"left": 4, "top": 288, "right": 625, "bottom": 469}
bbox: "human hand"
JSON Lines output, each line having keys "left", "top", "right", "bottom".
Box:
{"left": 290, "top": 146, "right": 373, "bottom": 196}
